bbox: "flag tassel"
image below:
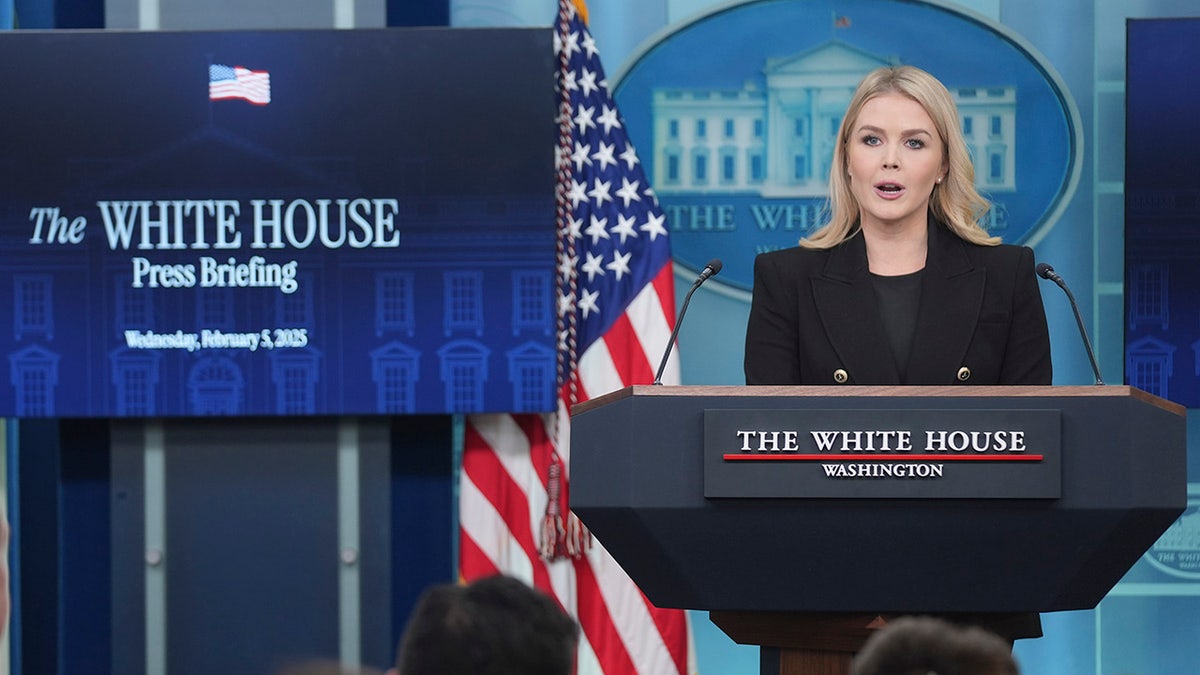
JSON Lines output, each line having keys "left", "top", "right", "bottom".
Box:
{"left": 540, "top": 460, "right": 567, "bottom": 560}
{"left": 540, "top": 458, "right": 592, "bottom": 561}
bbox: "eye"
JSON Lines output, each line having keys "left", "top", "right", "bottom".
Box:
{"left": 905, "top": 138, "right": 926, "bottom": 149}
{"left": 861, "top": 134, "right": 881, "bottom": 146}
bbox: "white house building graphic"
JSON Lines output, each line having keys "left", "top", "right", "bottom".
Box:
{"left": 652, "top": 42, "right": 1016, "bottom": 198}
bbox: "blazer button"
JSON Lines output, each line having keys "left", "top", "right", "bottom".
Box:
{"left": 833, "top": 369, "right": 848, "bottom": 383}
{"left": 957, "top": 367, "right": 971, "bottom": 382}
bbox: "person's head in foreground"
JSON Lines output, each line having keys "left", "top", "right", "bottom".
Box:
{"left": 392, "top": 574, "right": 580, "bottom": 675}
{"left": 851, "top": 615, "right": 1019, "bottom": 675}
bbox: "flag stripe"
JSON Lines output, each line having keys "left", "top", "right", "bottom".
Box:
{"left": 458, "top": 461, "right": 536, "bottom": 585}
{"left": 586, "top": 545, "right": 683, "bottom": 674}
{"left": 573, "top": 555, "right": 640, "bottom": 674}
{"left": 576, "top": 337, "right": 622, "bottom": 402}
{"left": 461, "top": 421, "right": 551, "bottom": 589}
{"left": 457, "top": 520, "right": 502, "bottom": 580}
{"left": 646, "top": 263, "right": 681, "bottom": 383}
{"left": 601, "top": 312, "right": 655, "bottom": 386}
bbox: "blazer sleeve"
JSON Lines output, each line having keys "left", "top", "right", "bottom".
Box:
{"left": 744, "top": 252, "right": 804, "bottom": 384}
{"left": 999, "top": 246, "right": 1053, "bottom": 384}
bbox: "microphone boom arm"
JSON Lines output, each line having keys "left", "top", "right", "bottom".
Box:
{"left": 653, "top": 259, "right": 721, "bottom": 385}
{"left": 1037, "top": 263, "right": 1104, "bottom": 385}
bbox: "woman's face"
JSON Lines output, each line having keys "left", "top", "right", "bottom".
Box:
{"left": 845, "top": 93, "right": 947, "bottom": 234}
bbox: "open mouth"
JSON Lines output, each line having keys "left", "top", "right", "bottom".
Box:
{"left": 875, "top": 182, "right": 904, "bottom": 193}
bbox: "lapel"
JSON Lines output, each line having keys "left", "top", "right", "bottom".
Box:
{"left": 811, "top": 231, "right": 902, "bottom": 384}
{"left": 905, "top": 221, "right": 985, "bottom": 382}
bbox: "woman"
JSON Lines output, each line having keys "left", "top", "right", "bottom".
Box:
{"left": 743, "top": 65, "right": 1050, "bottom": 641}
{"left": 743, "top": 65, "right": 1051, "bottom": 387}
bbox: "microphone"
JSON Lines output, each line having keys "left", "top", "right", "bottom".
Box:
{"left": 653, "top": 259, "right": 722, "bottom": 385}
{"left": 1036, "top": 262, "right": 1103, "bottom": 385}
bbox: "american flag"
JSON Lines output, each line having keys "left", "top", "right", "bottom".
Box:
{"left": 459, "top": 0, "right": 693, "bottom": 673}
{"left": 209, "top": 64, "right": 271, "bottom": 105}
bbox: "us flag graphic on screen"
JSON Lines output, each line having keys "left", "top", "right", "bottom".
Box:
{"left": 209, "top": 63, "right": 271, "bottom": 105}
{"left": 458, "top": 0, "right": 694, "bottom": 674}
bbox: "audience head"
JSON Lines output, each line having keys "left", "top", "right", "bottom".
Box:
{"left": 393, "top": 574, "right": 579, "bottom": 675}
{"left": 851, "top": 616, "right": 1019, "bottom": 675}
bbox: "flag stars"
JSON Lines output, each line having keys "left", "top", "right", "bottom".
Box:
{"left": 587, "top": 178, "right": 613, "bottom": 207}
{"left": 571, "top": 142, "right": 592, "bottom": 171}
{"left": 553, "top": 10, "right": 673, "bottom": 359}
{"left": 566, "top": 179, "right": 588, "bottom": 209}
{"left": 597, "top": 105, "right": 621, "bottom": 134}
{"left": 564, "top": 214, "right": 584, "bottom": 240}
{"left": 581, "top": 251, "right": 606, "bottom": 282}
{"left": 640, "top": 211, "right": 668, "bottom": 241}
{"left": 561, "top": 29, "right": 581, "bottom": 59}
{"left": 619, "top": 143, "right": 640, "bottom": 170}
{"left": 578, "top": 68, "right": 600, "bottom": 97}
{"left": 615, "top": 177, "right": 642, "bottom": 208}
{"left": 561, "top": 68, "right": 578, "bottom": 93}
{"left": 581, "top": 32, "right": 599, "bottom": 59}
{"left": 592, "top": 142, "right": 617, "bottom": 171}
{"left": 584, "top": 214, "right": 610, "bottom": 244}
{"left": 578, "top": 288, "right": 600, "bottom": 319}
{"left": 557, "top": 251, "right": 578, "bottom": 281}
{"left": 574, "top": 104, "right": 596, "bottom": 134}
{"left": 611, "top": 213, "right": 639, "bottom": 244}
{"left": 606, "top": 250, "right": 632, "bottom": 281}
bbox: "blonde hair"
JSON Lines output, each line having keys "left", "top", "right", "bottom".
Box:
{"left": 802, "top": 65, "right": 999, "bottom": 249}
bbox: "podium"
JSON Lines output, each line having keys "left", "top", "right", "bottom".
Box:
{"left": 569, "top": 385, "right": 1187, "bottom": 674}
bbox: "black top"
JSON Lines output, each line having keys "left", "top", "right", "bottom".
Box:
{"left": 871, "top": 268, "right": 924, "bottom": 379}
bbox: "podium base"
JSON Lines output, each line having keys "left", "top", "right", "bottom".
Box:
{"left": 761, "top": 646, "right": 854, "bottom": 675}
{"left": 711, "top": 611, "right": 890, "bottom": 675}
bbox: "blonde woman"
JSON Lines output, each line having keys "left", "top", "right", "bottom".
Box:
{"left": 743, "top": 66, "right": 1050, "bottom": 641}
{"left": 744, "top": 65, "right": 1051, "bottom": 388}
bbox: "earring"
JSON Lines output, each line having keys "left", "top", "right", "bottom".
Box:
{"left": 936, "top": 176, "right": 943, "bottom": 184}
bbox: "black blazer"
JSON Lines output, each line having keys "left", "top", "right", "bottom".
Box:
{"left": 744, "top": 220, "right": 1052, "bottom": 386}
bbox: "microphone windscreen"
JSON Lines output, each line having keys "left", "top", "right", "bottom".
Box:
{"left": 1035, "top": 262, "right": 1055, "bottom": 279}
{"left": 705, "top": 258, "right": 723, "bottom": 276}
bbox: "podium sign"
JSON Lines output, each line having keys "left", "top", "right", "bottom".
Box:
{"left": 570, "top": 385, "right": 1185, "bottom": 614}
{"left": 704, "top": 407, "right": 1062, "bottom": 498}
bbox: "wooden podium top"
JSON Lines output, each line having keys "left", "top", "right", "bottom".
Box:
{"left": 573, "top": 384, "right": 1185, "bottom": 417}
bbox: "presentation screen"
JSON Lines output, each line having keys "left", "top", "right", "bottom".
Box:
{"left": 1126, "top": 18, "right": 1200, "bottom": 409}
{"left": 0, "top": 27, "right": 557, "bottom": 418}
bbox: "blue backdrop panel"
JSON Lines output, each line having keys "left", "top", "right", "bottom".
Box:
{"left": 1126, "top": 18, "right": 1200, "bottom": 408}
{"left": 1121, "top": 19, "right": 1200, "bottom": 675}
{"left": 0, "top": 27, "right": 556, "bottom": 418}
{"left": 611, "top": 0, "right": 1078, "bottom": 291}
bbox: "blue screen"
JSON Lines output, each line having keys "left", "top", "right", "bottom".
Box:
{"left": 0, "top": 28, "right": 558, "bottom": 417}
